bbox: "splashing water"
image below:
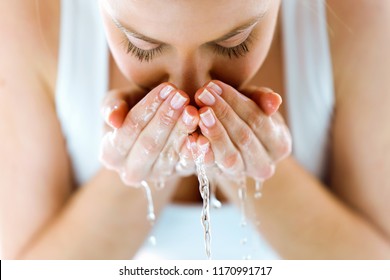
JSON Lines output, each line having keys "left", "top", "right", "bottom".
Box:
{"left": 254, "top": 179, "right": 263, "bottom": 199}
{"left": 210, "top": 177, "right": 222, "bottom": 209}
{"left": 237, "top": 175, "right": 251, "bottom": 259}
{"left": 237, "top": 176, "right": 248, "bottom": 228}
{"left": 149, "top": 235, "right": 157, "bottom": 246}
{"left": 189, "top": 139, "right": 212, "bottom": 259}
{"left": 141, "top": 181, "right": 156, "bottom": 224}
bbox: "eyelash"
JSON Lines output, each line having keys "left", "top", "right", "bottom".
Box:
{"left": 121, "top": 34, "right": 253, "bottom": 62}
{"left": 121, "top": 38, "right": 163, "bottom": 62}
{"left": 213, "top": 35, "right": 253, "bottom": 59}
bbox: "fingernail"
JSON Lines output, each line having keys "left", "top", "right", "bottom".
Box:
{"left": 182, "top": 109, "right": 194, "bottom": 126}
{"left": 104, "top": 104, "right": 120, "bottom": 127}
{"left": 200, "top": 109, "right": 215, "bottom": 127}
{"left": 160, "top": 85, "right": 175, "bottom": 99}
{"left": 207, "top": 82, "right": 222, "bottom": 95}
{"left": 198, "top": 89, "right": 215, "bottom": 106}
{"left": 171, "top": 92, "right": 187, "bottom": 109}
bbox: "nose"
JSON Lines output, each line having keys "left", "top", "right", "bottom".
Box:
{"left": 168, "top": 53, "right": 212, "bottom": 98}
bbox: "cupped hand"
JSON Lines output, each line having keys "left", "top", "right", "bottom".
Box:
{"left": 194, "top": 80, "right": 292, "bottom": 181}
{"left": 99, "top": 83, "right": 201, "bottom": 187}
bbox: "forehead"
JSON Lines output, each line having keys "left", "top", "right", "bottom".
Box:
{"left": 104, "top": 0, "right": 271, "bottom": 45}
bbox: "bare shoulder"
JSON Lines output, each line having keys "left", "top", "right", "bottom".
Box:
{"left": 326, "top": 0, "right": 390, "bottom": 87}
{"left": 0, "top": 0, "right": 59, "bottom": 90}
{"left": 326, "top": 0, "right": 390, "bottom": 240}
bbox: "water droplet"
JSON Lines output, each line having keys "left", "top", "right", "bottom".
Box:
{"left": 141, "top": 181, "right": 155, "bottom": 226}
{"left": 147, "top": 212, "right": 156, "bottom": 223}
{"left": 254, "top": 192, "right": 262, "bottom": 199}
{"left": 149, "top": 235, "right": 157, "bottom": 246}
{"left": 210, "top": 177, "right": 222, "bottom": 209}
{"left": 240, "top": 237, "right": 248, "bottom": 245}
{"left": 211, "top": 197, "right": 222, "bottom": 209}
{"left": 254, "top": 179, "right": 263, "bottom": 199}
{"left": 237, "top": 176, "right": 247, "bottom": 229}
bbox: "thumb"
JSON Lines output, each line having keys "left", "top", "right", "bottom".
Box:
{"left": 241, "top": 87, "right": 282, "bottom": 116}
{"left": 101, "top": 87, "right": 144, "bottom": 129}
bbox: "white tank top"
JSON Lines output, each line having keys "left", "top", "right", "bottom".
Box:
{"left": 55, "top": 0, "right": 334, "bottom": 259}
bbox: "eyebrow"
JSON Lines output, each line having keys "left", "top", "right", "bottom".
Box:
{"left": 110, "top": 12, "right": 267, "bottom": 46}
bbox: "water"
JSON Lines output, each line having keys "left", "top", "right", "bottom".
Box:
{"left": 149, "top": 235, "right": 157, "bottom": 246}
{"left": 237, "top": 176, "right": 248, "bottom": 228}
{"left": 210, "top": 177, "right": 222, "bottom": 209}
{"left": 140, "top": 181, "right": 156, "bottom": 224}
{"left": 254, "top": 179, "right": 263, "bottom": 199}
{"left": 189, "top": 139, "right": 212, "bottom": 259}
{"left": 237, "top": 176, "right": 250, "bottom": 259}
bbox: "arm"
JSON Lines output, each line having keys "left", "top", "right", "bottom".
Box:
{"left": 213, "top": 0, "right": 390, "bottom": 259}
{"left": 0, "top": 60, "right": 179, "bottom": 259}
{"left": 0, "top": 2, "right": 180, "bottom": 259}
{"left": 221, "top": 157, "right": 390, "bottom": 259}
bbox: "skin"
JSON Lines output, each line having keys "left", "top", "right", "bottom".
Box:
{"left": 0, "top": 0, "right": 390, "bottom": 259}
{"left": 99, "top": 0, "right": 289, "bottom": 186}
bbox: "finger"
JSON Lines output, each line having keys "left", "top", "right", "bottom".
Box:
{"left": 110, "top": 83, "right": 176, "bottom": 157}
{"left": 122, "top": 90, "right": 190, "bottom": 184}
{"left": 198, "top": 104, "right": 274, "bottom": 180}
{"left": 241, "top": 87, "right": 282, "bottom": 116}
{"left": 152, "top": 105, "right": 199, "bottom": 177}
{"left": 197, "top": 81, "right": 291, "bottom": 162}
{"left": 100, "top": 130, "right": 125, "bottom": 170}
{"left": 175, "top": 133, "right": 214, "bottom": 176}
{"left": 196, "top": 134, "right": 214, "bottom": 167}
{"left": 101, "top": 88, "right": 141, "bottom": 129}
{"left": 175, "top": 133, "right": 199, "bottom": 176}
{"left": 197, "top": 107, "right": 245, "bottom": 177}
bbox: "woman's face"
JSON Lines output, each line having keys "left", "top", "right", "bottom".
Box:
{"left": 100, "top": 0, "right": 281, "bottom": 96}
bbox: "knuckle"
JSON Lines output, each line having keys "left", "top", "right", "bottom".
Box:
{"left": 121, "top": 112, "right": 139, "bottom": 136}
{"left": 207, "top": 125, "right": 225, "bottom": 142}
{"left": 140, "top": 136, "right": 160, "bottom": 156}
{"left": 109, "top": 130, "right": 130, "bottom": 156}
{"left": 237, "top": 125, "right": 253, "bottom": 147}
{"left": 215, "top": 103, "right": 230, "bottom": 121}
{"left": 159, "top": 108, "right": 176, "bottom": 127}
{"left": 220, "top": 152, "right": 243, "bottom": 173}
{"left": 247, "top": 112, "right": 265, "bottom": 131}
{"left": 155, "top": 147, "right": 178, "bottom": 175}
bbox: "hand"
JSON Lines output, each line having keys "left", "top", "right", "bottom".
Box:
{"left": 99, "top": 83, "right": 201, "bottom": 186}
{"left": 194, "top": 80, "right": 292, "bottom": 181}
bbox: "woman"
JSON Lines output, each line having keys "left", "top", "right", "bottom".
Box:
{"left": 1, "top": 0, "right": 390, "bottom": 259}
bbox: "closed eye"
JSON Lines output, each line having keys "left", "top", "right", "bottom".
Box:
{"left": 121, "top": 32, "right": 254, "bottom": 62}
